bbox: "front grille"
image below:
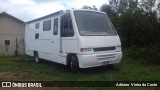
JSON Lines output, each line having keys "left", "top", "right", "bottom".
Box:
{"left": 93, "top": 46, "right": 116, "bottom": 52}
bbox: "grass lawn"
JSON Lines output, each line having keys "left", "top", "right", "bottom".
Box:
{"left": 0, "top": 49, "right": 160, "bottom": 90}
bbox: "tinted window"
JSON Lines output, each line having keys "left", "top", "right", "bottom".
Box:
{"left": 35, "top": 23, "right": 39, "bottom": 29}
{"left": 53, "top": 18, "right": 58, "bottom": 35}
{"left": 43, "top": 20, "right": 51, "bottom": 31}
{"left": 61, "top": 14, "right": 74, "bottom": 37}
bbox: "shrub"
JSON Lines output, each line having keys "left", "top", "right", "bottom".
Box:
{"left": 125, "top": 47, "right": 160, "bottom": 65}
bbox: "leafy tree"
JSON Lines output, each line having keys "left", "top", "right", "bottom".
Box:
{"left": 140, "top": 0, "right": 156, "bottom": 12}
{"left": 101, "top": 0, "right": 160, "bottom": 48}
{"left": 82, "top": 5, "right": 98, "bottom": 10}
{"left": 157, "top": 1, "right": 160, "bottom": 18}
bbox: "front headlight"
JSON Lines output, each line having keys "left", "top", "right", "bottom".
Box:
{"left": 80, "top": 48, "right": 92, "bottom": 52}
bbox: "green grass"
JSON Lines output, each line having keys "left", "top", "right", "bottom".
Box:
{"left": 0, "top": 48, "right": 160, "bottom": 90}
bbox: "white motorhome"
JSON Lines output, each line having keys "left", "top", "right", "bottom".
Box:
{"left": 25, "top": 9, "right": 122, "bottom": 73}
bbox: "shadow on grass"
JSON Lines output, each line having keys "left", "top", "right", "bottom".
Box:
{"left": 79, "top": 66, "right": 120, "bottom": 74}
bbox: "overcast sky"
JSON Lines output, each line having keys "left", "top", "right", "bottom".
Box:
{"left": 0, "top": 0, "right": 109, "bottom": 22}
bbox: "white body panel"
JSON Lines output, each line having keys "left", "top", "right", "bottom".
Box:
{"left": 25, "top": 9, "right": 122, "bottom": 68}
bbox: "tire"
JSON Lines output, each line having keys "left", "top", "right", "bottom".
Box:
{"left": 34, "top": 52, "right": 40, "bottom": 63}
{"left": 66, "top": 56, "right": 71, "bottom": 70}
{"left": 70, "top": 55, "right": 79, "bottom": 74}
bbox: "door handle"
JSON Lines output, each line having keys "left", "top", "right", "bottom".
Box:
{"left": 51, "top": 41, "right": 54, "bottom": 43}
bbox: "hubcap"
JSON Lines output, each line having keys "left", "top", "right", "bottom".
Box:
{"left": 35, "top": 56, "right": 38, "bottom": 62}
{"left": 70, "top": 61, "right": 73, "bottom": 68}
{"left": 71, "top": 56, "right": 75, "bottom": 68}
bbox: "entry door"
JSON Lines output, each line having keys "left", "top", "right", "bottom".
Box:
{"left": 52, "top": 17, "right": 61, "bottom": 62}
{"left": 60, "top": 13, "right": 74, "bottom": 55}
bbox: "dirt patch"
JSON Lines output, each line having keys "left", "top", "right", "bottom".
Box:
{"left": 0, "top": 72, "right": 36, "bottom": 81}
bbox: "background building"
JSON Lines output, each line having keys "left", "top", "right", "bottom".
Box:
{"left": 0, "top": 12, "right": 25, "bottom": 56}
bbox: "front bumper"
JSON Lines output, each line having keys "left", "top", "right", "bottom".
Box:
{"left": 77, "top": 51, "right": 122, "bottom": 68}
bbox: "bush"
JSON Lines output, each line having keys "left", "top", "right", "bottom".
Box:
{"left": 125, "top": 47, "right": 160, "bottom": 65}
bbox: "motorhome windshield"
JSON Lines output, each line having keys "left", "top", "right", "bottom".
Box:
{"left": 74, "top": 11, "right": 117, "bottom": 36}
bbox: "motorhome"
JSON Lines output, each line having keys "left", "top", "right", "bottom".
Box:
{"left": 25, "top": 9, "right": 122, "bottom": 73}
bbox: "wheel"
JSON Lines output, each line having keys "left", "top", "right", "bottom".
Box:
{"left": 34, "top": 52, "right": 40, "bottom": 63}
{"left": 66, "top": 56, "right": 71, "bottom": 70}
{"left": 70, "top": 55, "right": 79, "bottom": 74}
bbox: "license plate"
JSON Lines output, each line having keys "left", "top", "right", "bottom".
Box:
{"left": 102, "top": 61, "right": 109, "bottom": 65}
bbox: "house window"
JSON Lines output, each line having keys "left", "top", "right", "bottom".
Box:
{"left": 53, "top": 18, "right": 58, "bottom": 35}
{"left": 4, "top": 40, "right": 10, "bottom": 45}
{"left": 35, "top": 23, "right": 39, "bottom": 29}
{"left": 43, "top": 20, "right": 51, "bottom": 31}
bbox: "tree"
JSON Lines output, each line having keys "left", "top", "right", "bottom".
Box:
{"left": 100, "top": 0, "right": 160, "bottom": 48}
{"left": 82, "top": 5, "right": 98, "bottom": 10}
{"left": 157, "top": 2, "right": 160, "bottom": 18}
{"left": 140, "top": 0, "right": 156, "bottom": 12}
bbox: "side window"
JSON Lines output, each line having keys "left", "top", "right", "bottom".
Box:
{"left": 53, "top": 18, "right": 58, "bottom": 35}
{"left": 43, "top": 20, "right": 51, "bottom": 31}
{"left": 35, "top": 23, "right": 39, "bottom": 29}
{"left": 61, "top": 14, "right": 74, "bottom": 37}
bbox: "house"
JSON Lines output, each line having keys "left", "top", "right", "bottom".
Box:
{"left": 0, "top": 12, "right": 25, "bottom": 56}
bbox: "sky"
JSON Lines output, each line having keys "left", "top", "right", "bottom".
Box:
{"left": 0, "top": 0, "right": 109, "bottom": 22}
